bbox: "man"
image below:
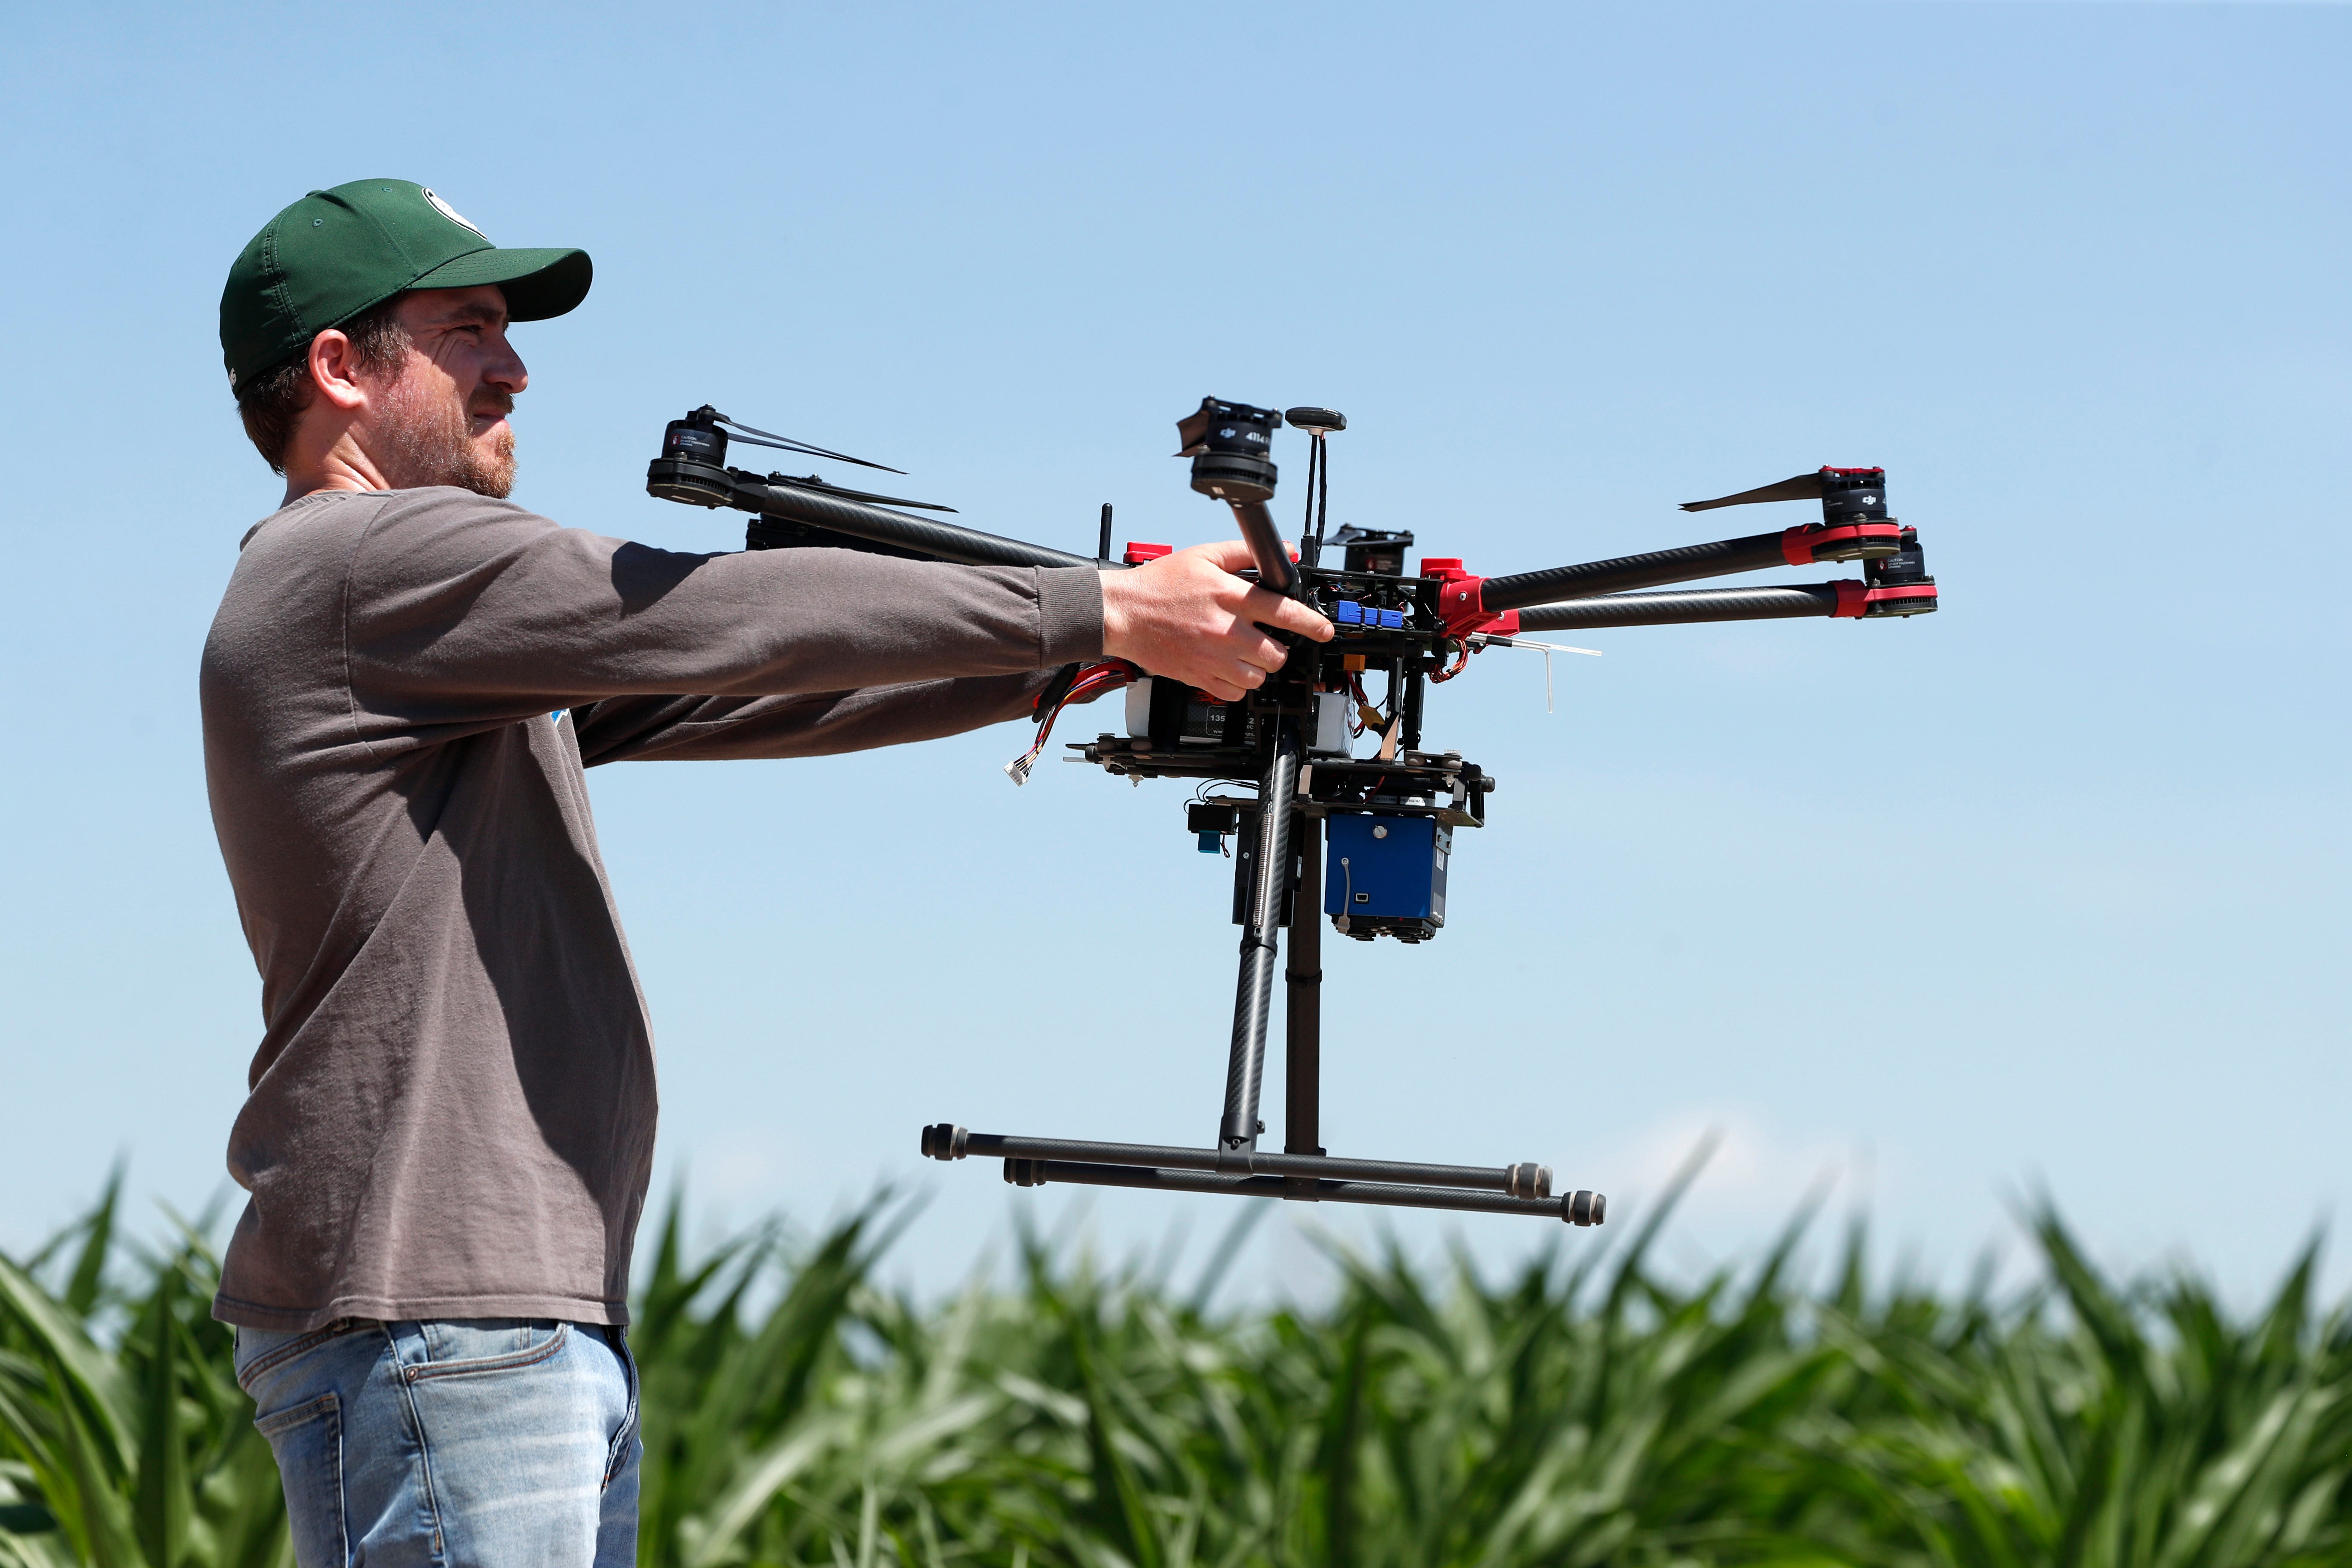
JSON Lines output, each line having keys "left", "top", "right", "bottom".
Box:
{"left": 206, "top": 178, "right": 1329, "bottom": 1566}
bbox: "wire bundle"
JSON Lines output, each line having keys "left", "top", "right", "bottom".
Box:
{"left": 1004, "top": 660, "right": 1140, "bottom": 784}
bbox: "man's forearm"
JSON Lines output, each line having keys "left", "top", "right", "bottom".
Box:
{"left": 571, "top": 671, "right": 1063, "bottom": 765}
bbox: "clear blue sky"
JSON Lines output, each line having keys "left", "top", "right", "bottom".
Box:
{"left": 1, "top": 2, "right": 2344, "bottom": 1304}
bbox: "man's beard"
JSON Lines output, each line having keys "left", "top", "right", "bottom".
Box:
{"left": 377, "top": 374, "right": 518, "bottom": 498}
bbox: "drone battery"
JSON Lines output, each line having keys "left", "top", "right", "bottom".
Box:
{"left": 1126, "top": 678, "right": 1252, "bottom": 749}
{"left": 1324, "top": 814, "right": 1450, "bottom": 942}
{"left": 1311, "top": 691, "right": 1350, "bottom": 755}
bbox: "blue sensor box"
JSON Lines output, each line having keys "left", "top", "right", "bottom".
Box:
{"left": 1324, "top": 813, "right": 1450, "bottom": 939}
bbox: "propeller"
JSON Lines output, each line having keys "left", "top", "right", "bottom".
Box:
{"left": 704, "top": 409, "right": 909, "bottom": 475}
{"left": 1681, "top": 466, "right": 1885, "bottom": 512}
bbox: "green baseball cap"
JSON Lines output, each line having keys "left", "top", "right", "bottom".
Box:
{"left": 220, "top": 178, "right": 591, "bottom": 397}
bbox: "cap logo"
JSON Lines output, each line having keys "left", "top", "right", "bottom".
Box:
{"left": 421, "top": 188, "right": 488, "bottom": 241}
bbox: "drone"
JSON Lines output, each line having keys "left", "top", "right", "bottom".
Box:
{"left": 648, "top": 401, "right": 1937, "bottom": 1228}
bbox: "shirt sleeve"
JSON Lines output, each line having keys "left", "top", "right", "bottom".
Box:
{"left": 341, "top": 489, "right": 1103, "bottom": 724}
{"left": 570, "top": 673, "right": 1050, "bottom": 764}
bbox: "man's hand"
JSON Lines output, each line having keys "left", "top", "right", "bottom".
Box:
{"left": 1099, "top": 540, "right": 1335, "bottom": 702}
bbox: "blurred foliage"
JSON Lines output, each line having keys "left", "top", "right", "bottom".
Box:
{"left": 4, "top": 1165, "right": 2348, "bottom": 1567}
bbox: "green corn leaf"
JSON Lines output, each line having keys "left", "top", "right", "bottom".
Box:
{"left": 64, "top": 1170, "right": 124, "bottom": 1320}
{"left": 680, "top": 1414, "right": 848, "bottom": 1567}
{"left": 132, "top": 1272, "right": 189, "bottom": 1568}
{"left": 51, "top": 1378, "right": 141, "bottom": 1568}
{"left": 0, "top": 1256, "right": 136, "bottom": 1476}
{"left": 14, "top": 1174, "right": 2352, "bottom": 1568}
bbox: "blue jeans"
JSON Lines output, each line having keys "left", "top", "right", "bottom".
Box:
{"left": 234, "top": 1319, "right": 640, "bottom": 1568}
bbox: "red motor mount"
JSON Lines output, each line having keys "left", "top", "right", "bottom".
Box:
{"left": 1420, "top": 558, "right": 1520, "bottom": 636}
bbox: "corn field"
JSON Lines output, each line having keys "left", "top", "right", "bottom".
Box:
{"left": 3, "top": 1167, "right": 2348, "bottom": 1568}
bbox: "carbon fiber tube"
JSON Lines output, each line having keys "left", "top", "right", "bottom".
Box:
{"left": 961, "top": 1131, "right": 1523, "bottom": 1192}
{"left": 1220, "top": 723, "right": 1301, "bottom": 1148}
{"left": 1228, "top": 499, "right": 1301, "bottom": 596}
{"left": 739, "top": 476, "right": 1102, "bottom": 570}
{"left": 1514, "top": 583, "right": 1844, "bottom": 631}
{"left": 1017, "top": 1160, "right": 1594, "bottom": 1221}
{"left": 1479, "top": 531, "right": 1787, "bottom": 611}
{"left": 1284, "top": 818, "right": 1323, "bottom": 1167}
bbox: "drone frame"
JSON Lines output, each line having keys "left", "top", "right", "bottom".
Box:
{"left": 645, "top": 403, "right": 1939, "bottom": 1226}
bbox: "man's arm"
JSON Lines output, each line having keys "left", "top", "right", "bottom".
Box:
{"left": 337, "top": 493, "right": 1330, "bottom": 729}
{"left": 570, "top": 672, "right": 1060, "bottom": 765}
{"left": 345, "top": 497, "right": 1097, "bottom": 716}
{"left": 563, "top": 533, "right": 1331, "bottom": 763}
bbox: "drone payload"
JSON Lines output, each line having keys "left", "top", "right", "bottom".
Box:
{"left": 646, "top": 399, "right": 1938, "bottom": 1225}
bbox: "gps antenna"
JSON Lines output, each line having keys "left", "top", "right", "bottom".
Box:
{"left": 1284, "top": 407, "right": 1345, "bottom": 569}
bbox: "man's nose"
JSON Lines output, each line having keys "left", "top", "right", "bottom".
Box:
{"left": 486, "top": 335, "right": 528, "bottom": 395}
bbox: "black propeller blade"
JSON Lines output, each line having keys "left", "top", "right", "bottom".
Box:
{"left": 710, "top": 411, "right": 909, "bottom": 475}
{"left": 1679, "top": 472, "right": 1828, "bottom": 511}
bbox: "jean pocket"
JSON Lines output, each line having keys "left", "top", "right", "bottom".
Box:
{"left": 254, "top": 1393, "right": 348, "bottom": 1567}
{"left": 404, "top": 1320, "right": 570, "bottom": 1383}
{"left": 235, "top": 1319, "right": 373, "bottom": 1396}
{"left": 602, "top": 1328, "right": 641, "bottom": 1491}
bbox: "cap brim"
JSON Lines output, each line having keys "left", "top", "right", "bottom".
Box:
{"left": 408, "top": 246, "right": 592, "bottom": 322}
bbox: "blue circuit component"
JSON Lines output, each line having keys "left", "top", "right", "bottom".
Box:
{"left": 1330, "top": 601, "right": 1406, "bottom": 631}
{"left": 1197, "top": 830, "right": 1222, "bottom": 854}
{"left": 1324, "top": 814, "right": 1450, "bottom": 940}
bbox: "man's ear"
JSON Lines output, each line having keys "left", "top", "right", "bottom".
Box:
{"left": 306, "top": 328, "right": 369, "bottom": 413}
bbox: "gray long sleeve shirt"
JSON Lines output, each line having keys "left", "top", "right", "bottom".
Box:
{"left": 201, "top": 486, "right": 1102, "bottom": 1330}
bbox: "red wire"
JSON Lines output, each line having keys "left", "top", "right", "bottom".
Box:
{"left": 1428, "top": 640, "right": 1473, "bottom": 683}
{"left": 1026, "top": 660, "right": 1139, "bottom": 762}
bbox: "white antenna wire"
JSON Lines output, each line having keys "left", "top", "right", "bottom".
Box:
{"left": 1472, "top": 636, "right": 1601, "bottom": 713}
